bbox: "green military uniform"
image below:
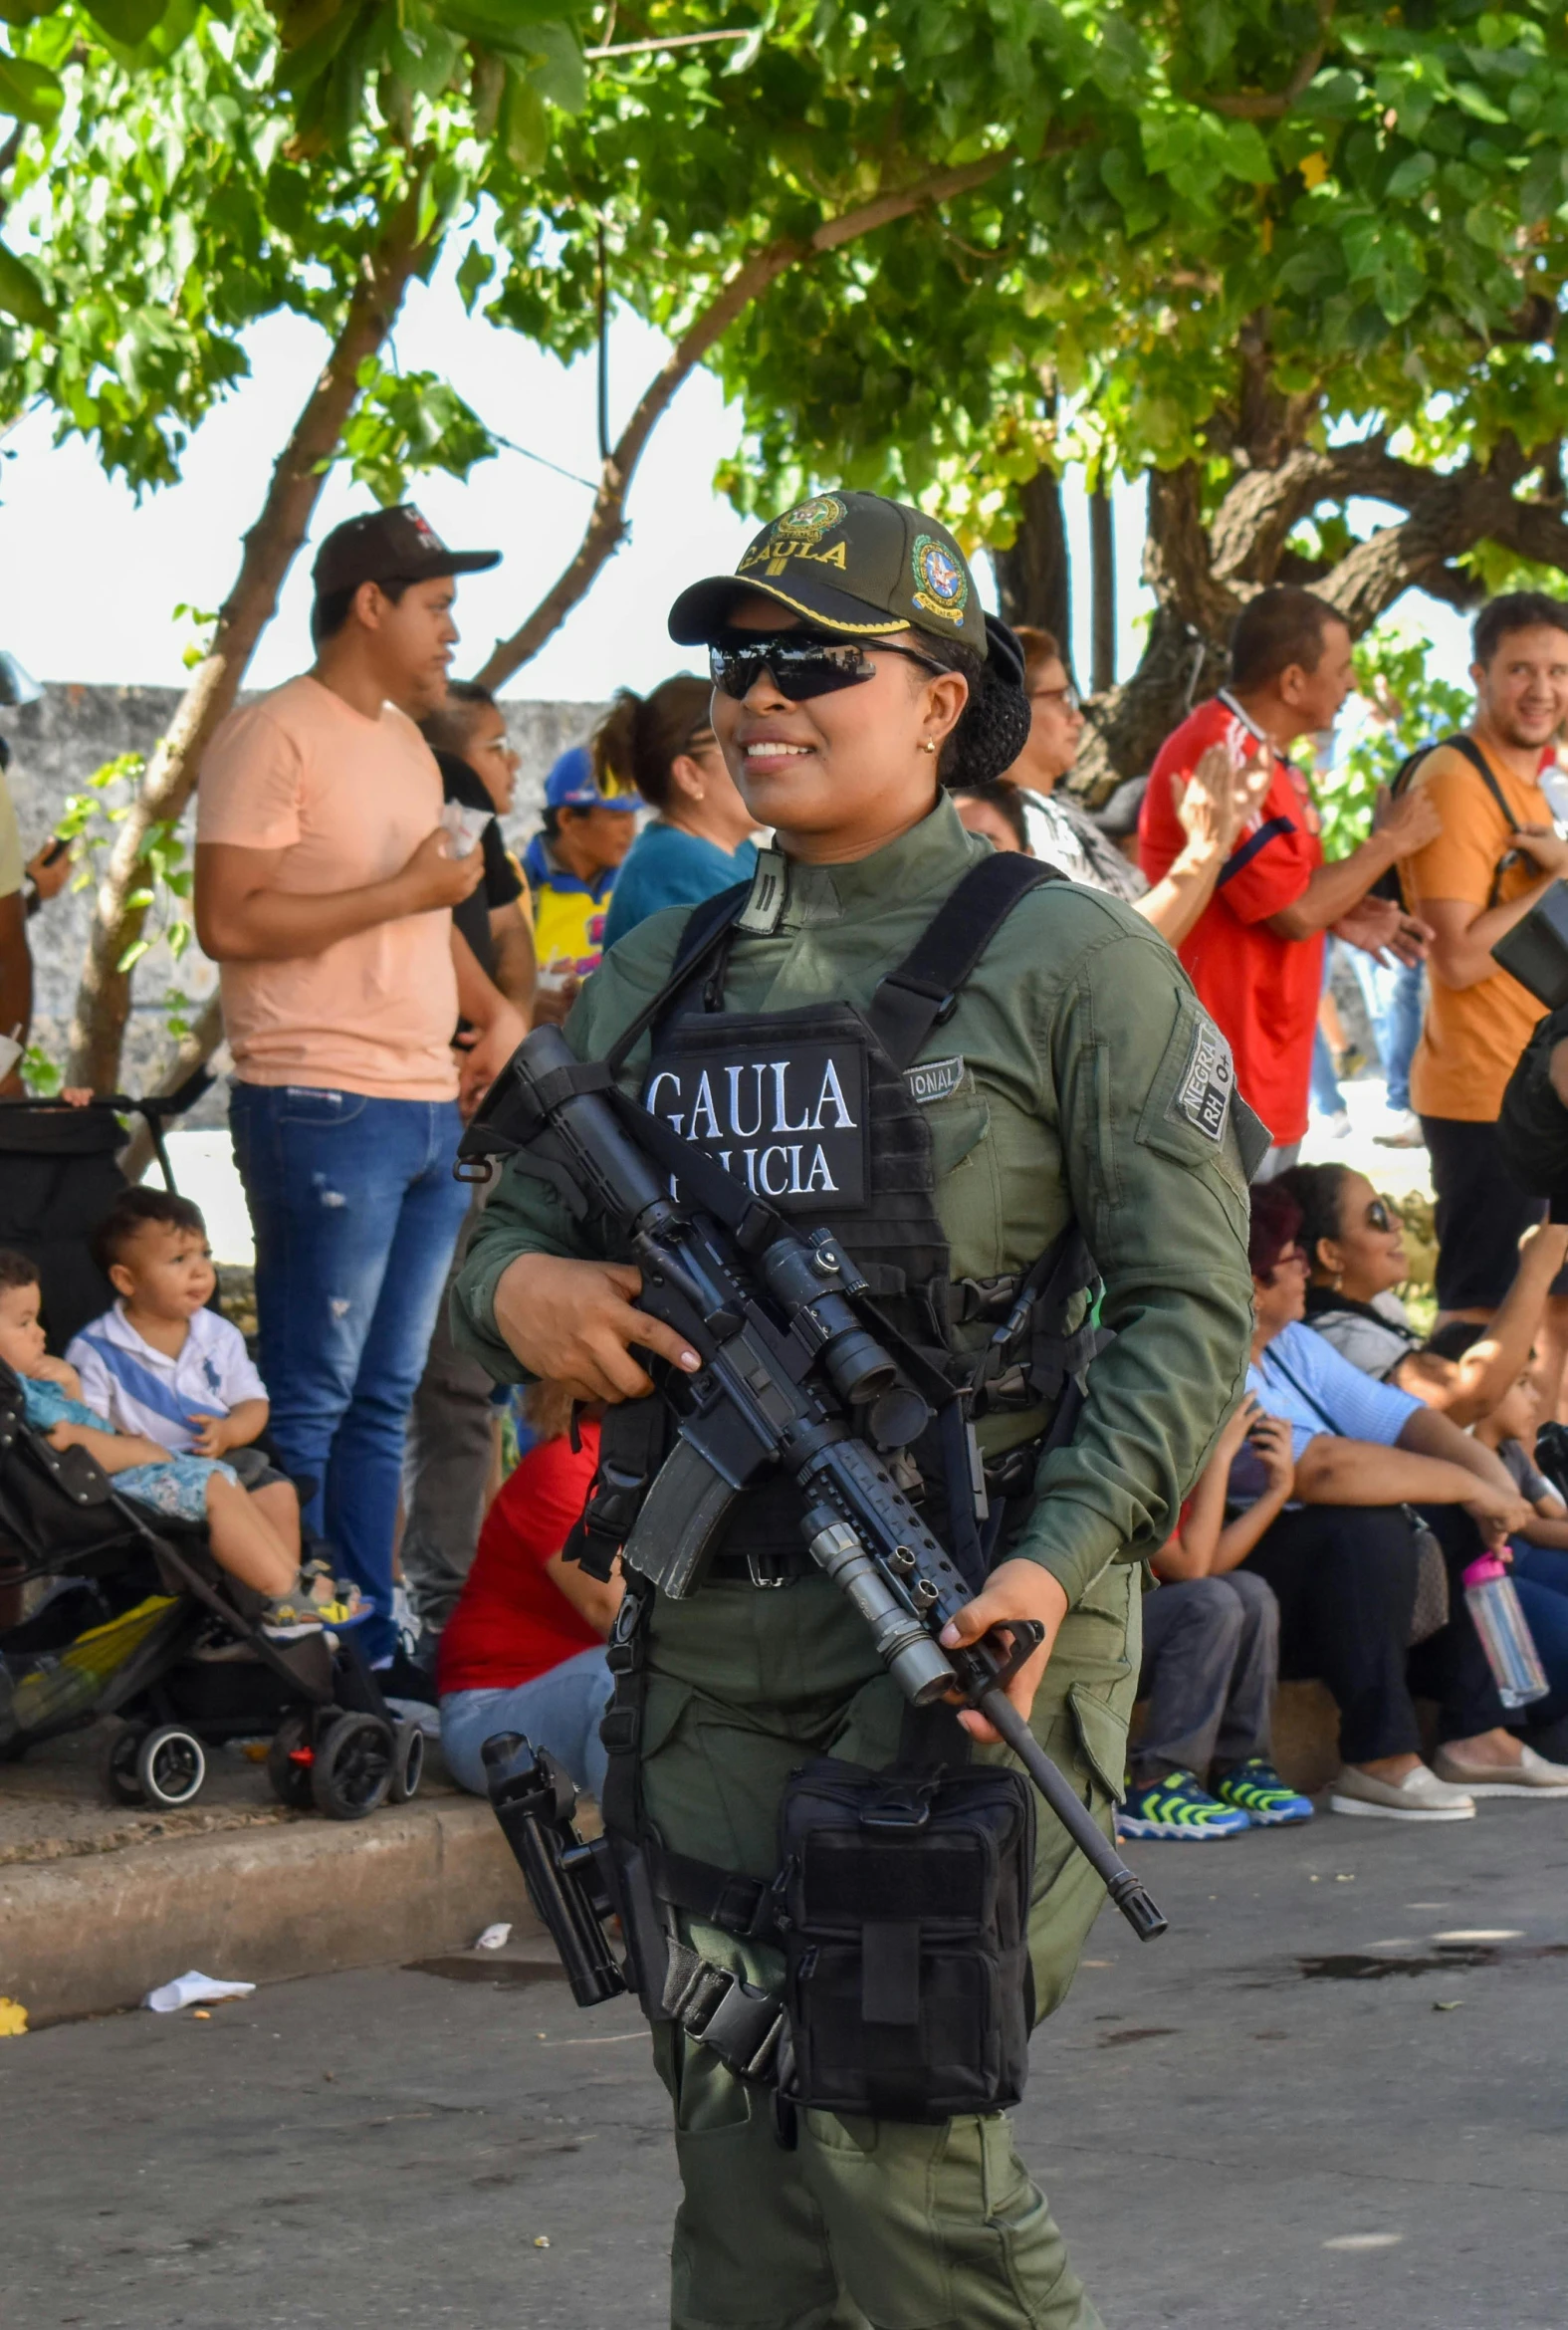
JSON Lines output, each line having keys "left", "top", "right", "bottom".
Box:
{"left": 454, "top": 795, "right": 1252, "bottom": 2330}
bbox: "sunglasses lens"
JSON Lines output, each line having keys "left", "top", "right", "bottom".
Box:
{"left": 709, "top": 636, "right": 874, "bottom": 701}
{"left": 1368, "top": 1201, "right": 1392, "bottom": 1232}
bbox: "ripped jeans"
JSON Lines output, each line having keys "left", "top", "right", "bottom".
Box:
{"left": 229, "top": 1081, "right": 471, "bottom": 1663}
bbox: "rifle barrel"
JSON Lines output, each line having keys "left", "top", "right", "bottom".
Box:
{"left": 977, "top": 1687, "right": 1168, "bottom": 1943}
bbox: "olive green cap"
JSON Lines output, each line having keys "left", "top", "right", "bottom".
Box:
{"left": 668, "top": 491, "right": 989, "bottom": 655}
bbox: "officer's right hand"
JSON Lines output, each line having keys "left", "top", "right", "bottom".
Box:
{"left": 396, "top": 826, "right": 487, "bottom": 912}
{"left": 492, "top": 1254, "right": 702, "bottom": 1402}
{"left": 940, "top": 1557, "right": 1069, "bottom": 1745}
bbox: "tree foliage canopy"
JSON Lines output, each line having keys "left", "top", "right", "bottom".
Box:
{"left": 0, "top": 0, "right": 583, "bottom": 492}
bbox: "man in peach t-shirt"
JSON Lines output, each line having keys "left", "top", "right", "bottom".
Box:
{"left": 195, "top": 504, "right": 524, "bottom": 1666}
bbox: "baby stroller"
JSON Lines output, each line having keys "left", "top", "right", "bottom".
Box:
{"left": 0, "top": 1095, "right": 423, "bottom": 1820}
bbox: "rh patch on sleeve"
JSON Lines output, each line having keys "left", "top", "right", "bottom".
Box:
{"left": 1168, "top": 1017, "right": 1234, "bottom": 1145}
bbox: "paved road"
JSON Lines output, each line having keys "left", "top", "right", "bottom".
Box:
{"left": 5, "top": 1802, "right": 1565, "bottom": 2329}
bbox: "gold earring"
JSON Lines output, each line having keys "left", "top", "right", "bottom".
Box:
{"left": 920, "top": 737, "right": 937, "bottom": 755}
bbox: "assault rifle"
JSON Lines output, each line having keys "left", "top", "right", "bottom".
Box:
{"left": 461, "top": 1025, "right": 1166, "bottom": 1945}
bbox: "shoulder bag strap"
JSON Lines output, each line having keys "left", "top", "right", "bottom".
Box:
{"left": 863, "top": 853, "right": 1062, "bottom": 1071}
{"left": 603, "top": 881, "right": 752, "bottom": 1074}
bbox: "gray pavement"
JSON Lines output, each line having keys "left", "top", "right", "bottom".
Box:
{"left": 3, "top": 1800, "right": 1565, "bottom": 2330}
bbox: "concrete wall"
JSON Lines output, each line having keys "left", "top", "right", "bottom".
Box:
{"left": 1, "top": 683, "right": 608, "bottom": 1114}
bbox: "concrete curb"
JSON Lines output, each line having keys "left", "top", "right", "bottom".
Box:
{"left": 0, "top": 1795, "right": 538, "bottom": 2027}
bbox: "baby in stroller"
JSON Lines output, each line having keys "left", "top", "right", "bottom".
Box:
{"left": 0, "top": 1234, "right": 361, "bottom": 1640}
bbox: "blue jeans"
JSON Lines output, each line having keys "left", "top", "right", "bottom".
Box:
{"left": 229, "top": 1081, "right": 471, "bottom": 1663}
{"left": 1346, "top": 952, "right": 1426, "bottom": 1114}
{"left": 1511, "top": 1539, "right": 1568, "bottom": 1729}
{"left": 440, "top": 1647, "right": 614, "bottom": 1798}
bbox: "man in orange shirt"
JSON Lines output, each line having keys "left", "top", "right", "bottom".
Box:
{"left": 1402, "top": 591, "right": 1568, "bottom": 1330}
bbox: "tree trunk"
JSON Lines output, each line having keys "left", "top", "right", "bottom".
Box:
{"left": 115, "top": 993, "right": 227, "bottom": 1184}
{"left": 1088, "top": 483, "right": 1115, "bottom": 694}
{"left": 67, "top": 189, "right": 430, "bottom": 1090}
{"left": 993, "top": 464, "right": 1070, "bottom": 658}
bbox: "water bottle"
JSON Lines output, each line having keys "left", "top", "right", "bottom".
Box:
{"left": 1463, "top": 1556, "right": 1549, "bottom": 1710}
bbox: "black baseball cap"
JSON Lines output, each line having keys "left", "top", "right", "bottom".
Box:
{"left": 312, "top": 503, "right": 501, "bottom": 596}
{"left": 668, "top": 491, "right": 991, "bottom": 657}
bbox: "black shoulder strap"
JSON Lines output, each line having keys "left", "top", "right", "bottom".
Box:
{"left": 1393, "top": 734, "right": 1518, "bottom": 831}
{"left": 865, "top": 853, "right": 1062, "bottom": 1070}
{"left": 604, "top": 880, "right": 751, "bottom": 1073}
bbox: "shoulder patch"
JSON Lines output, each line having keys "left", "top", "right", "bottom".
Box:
{"left": 904, "top": 1054, "right": 965, "bottom": 1105}
{"left": 1167, "top": 1017, "right": 1234, "bottom": 1145}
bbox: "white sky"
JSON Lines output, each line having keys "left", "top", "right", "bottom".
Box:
{"left": 0, "top": 231, "right": 1469, "bottom": 704}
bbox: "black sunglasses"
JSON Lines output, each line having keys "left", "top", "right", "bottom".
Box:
{"left": 1365, "top": 1198, "right": 1396, "bottom": 1234}
{"left": 709, "top": 631, "right": 945, "bottom": 702}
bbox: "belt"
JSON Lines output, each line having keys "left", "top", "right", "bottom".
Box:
{"left": 709, "top": 1547, "right": 812, "bottom": 1587}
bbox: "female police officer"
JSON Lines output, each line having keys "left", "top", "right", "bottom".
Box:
{"left": 453, "top": 492, "right": 1253, "bottom": 2330}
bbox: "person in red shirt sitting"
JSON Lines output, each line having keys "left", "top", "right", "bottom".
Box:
{"left": 437, "top": 1385, "right": 621, "bottom": 1797}
{"left": 1139, "top": 586, "right": 1437, "bottom": 1177}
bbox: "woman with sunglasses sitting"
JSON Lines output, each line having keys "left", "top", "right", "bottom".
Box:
{"left": 1276, "top": 1160, "right": 1568, "bottom": 1426}
{"left": 1238, "top": 1182, "right": 1568, "bottom": 1816}
{"left": 995, "top": 623, "right": 1271, "bottom": 947}
{"left": 453, "top": 492, "right": 1256, "bottom": 2330}
{"left": 597, "top": 674, "right": 761, "bottom": 950}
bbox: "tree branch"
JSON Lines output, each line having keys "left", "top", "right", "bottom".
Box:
{"left": 1315, "top": 443, "right": 1531, "bottom": 633}
{"left": 1205, "top": 434, "right": 1450, "bottom": 584}
{"left": 473, "top": 151, "right": 1012, "bottom": 690}
{"left": 0, "top": 121, "right": 24, "bottom": 223}
{"left": 67, "top": 185, "right": 432, "bottom": 1088}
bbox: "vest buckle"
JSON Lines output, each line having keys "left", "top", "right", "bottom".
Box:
{"left": 746, "top": 1552, "right": 793, "bottom": 1589}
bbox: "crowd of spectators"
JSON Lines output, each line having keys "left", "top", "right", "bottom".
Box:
{"left": 8, "top": 502, "right": 1568, "bottom": 1859}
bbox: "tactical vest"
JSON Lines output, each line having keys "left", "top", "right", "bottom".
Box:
{"left": 580, "top": 849, "right": 1105, "bottom": 1591}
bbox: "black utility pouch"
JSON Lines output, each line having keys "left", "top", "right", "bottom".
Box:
{"left": 778, "top": 1757, "right": 1035, "bottom": 2123}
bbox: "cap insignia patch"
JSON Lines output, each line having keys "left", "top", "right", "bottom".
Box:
{"left": 746, "top": 494, "right": 848, "bottom": 578}
{"left": 911, "top": 535, "right": 968, "bottom": 623}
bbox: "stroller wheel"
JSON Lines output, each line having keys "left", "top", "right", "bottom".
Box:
{"left": 311, "top": 1712, "right": 393, "bottom": 1821}
{"left": 267, "top": 1710, "right": 317, "bottom": 1810}
{"left": 389, "top": 1718, "right": 425, "bottom": 1804}
{"left": 136, "top": 1725, "right": 207, "bottom": 1810}
{"left": 100, "top": 1721, "right": 148, "bottom": 1806}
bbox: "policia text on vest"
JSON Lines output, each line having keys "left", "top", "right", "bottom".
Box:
{"left": 462, "top": 1010, "right": 1165, "bottom": 2116}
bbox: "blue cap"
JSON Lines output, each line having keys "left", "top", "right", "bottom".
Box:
{"left": 545, "top": 745, "right": 639, "bottom": 812}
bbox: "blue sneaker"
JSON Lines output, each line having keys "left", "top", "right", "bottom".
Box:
{"left": 1117, "top": 1770, "right": 1250, "bottom": 1841}
{"left": 1213, "top": 1757, "right": 1315, "bottom": 1826}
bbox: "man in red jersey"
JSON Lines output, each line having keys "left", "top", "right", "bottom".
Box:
{"left": 1140, "top": 586, "right": 1439, "bottom": 1176}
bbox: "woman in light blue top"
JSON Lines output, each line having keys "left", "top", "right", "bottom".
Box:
{"left": 597, "top": 673, "right": 759, "bottom": 950}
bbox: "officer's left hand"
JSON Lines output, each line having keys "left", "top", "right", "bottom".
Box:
{"left": 940, "top": 1557, "right": 1069, "bottom": 1745}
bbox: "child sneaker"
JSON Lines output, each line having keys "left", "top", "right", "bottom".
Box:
{"left": 261, "top": 1575, "right": 368, "bottom": 1639}
{"left": 1118, "top": 1770, "right": 1250, "bottom": 1840}
{"left": 1213, "top": 1757, "right": 1315, "bottom": 1826}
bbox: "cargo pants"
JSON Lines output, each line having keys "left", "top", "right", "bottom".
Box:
{"left": 635, "top": 1557, "right": 1141, "bottom": 2330}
